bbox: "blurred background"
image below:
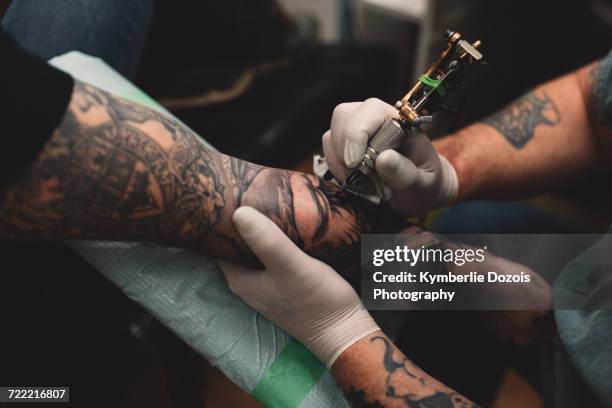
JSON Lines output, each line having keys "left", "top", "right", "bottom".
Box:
{"left": 1, "top": 0, "right": 611, "bottom": 407}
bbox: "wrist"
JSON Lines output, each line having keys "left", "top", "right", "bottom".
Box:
{"left": 434, "top": 130, "right": 480, "bottom": 202}
{"left": 308, "top": 306, "right": 380, "bottom": 368}
{"left": 330, "top": 330, "right": 385, "bottom": 371}
{"left": 435, "top": 155, "right": 460, "bottom": 207}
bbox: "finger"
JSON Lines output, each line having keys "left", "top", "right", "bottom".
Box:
{"left": 218, "top": 260, "right": 270, "bottom": 312}
{"left": 232, "top": 206, "right": 315, "bottom": 276}
{"left": 397, "top": 132, "right": 439, "bottom": 168}
{"left": 341, "top": 98, "right": 397, "bottom": 168}
{"left": 322, "top": 130, "right": 350, "bottom": 182}
{"left": 330, "top": 102, "right": 361, "bottom": 163}
{"left": 376, "top": 149, "right": 434, "bottom": 192}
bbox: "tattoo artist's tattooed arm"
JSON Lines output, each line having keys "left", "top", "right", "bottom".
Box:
{"left": 482, "top": 91, "right": 561, "bottom": 149}
{"left": 332, "top": 332, "right": 479, "bottom": 408}
{"left": 0, "top": 80, "right": 403, "bottom": 273}
{"left": 434, "top": 60, "right": 609, "bottom": 200}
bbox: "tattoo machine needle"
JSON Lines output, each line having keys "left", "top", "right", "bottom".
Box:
{"left": 330, "top": 30, "right": 486, "bottom": 203}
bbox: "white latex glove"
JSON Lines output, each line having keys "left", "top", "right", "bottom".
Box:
{"left": 322, "top": 98, "right": 459, "bottom": 216}
{"left": 218, "top": 206, "right": 379, "bottom": 367}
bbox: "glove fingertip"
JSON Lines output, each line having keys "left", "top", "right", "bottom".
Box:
{"left": 344, "top": 140, "right": 366, "bottom": 168}
{"left": 376, "top": 149, "right": 402, "bottom": 174}
{"left": 232, "top": 206, "right": 263, "bottom": 237}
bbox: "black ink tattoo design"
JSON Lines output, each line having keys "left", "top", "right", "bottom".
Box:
{"left": 301, "top": 175, "right": 373, "bottom": 273}
{"left": 346, "top": 336, "right": 480, "bottom": 408}
{"left": 0, "top": 80, "right": 226, "bottom": 242}
{"left": 225, "top": 158, "right": 264, "bottom": 206}
{"left": 0, "top": 80, "right": 406, "bottom": 273}
{"left": 221, "top": 159, "right": 390, "bottom": 273}
{"left": 346, "top": 387, "right": 385, "bottom": 408}
{"left": 483, "top": 91, "right": 561, "bottom": 149}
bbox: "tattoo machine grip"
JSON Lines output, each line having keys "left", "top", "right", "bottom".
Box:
{"left": 353, "top": 118, "right": 408, "bottom": 177}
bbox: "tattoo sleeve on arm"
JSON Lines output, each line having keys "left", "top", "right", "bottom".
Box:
{"left": 482, "top": 91, "right": 561, "bottom": 149}
{"left": 0, "top": 80, "right": 227, "bottom": 242}
{"left": 333, "top": 333, "right": 480, "bottom": 408}
{"left": 0, "top": 80, "right": 405, "bottom": 274}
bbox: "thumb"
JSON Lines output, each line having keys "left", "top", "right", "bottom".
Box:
{"left": 232, "top": 206, "right": 315, "bottom": 277}
{"left": 218, "top": 260, "right": 269, "bottom": 312}
{"left": 376, "top": 149, "right": 435, "bottom": 192}
{"left": 397, "top": 132, "right": 439, "bottom": 168}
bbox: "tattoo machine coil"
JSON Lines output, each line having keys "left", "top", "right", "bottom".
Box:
{"left": 320, "top": 30, "right": 486, "bottom": 204}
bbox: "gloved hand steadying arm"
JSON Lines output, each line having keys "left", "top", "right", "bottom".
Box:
{"left": 220, "top": 207, "right": 481, "bottom": 407}
{"left": 322, "top": 98, "right": 459, "bottom": 216}
{"left": 218, "top": 206, "right": 380, "bottom": 367}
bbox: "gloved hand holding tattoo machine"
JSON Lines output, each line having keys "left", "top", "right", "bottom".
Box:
{"left": 315, "top": 30, "right": 486, "bottom": 216}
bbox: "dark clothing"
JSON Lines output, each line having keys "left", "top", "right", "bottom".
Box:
{"left": 552, "top": 49, "right": 612, "bottom": 408}
{"left": 1, "top": 1, "right": 155, "bottom": 406}
{"left": 0, "top": 29, "right": 73, "bottom": 186}
{"left": 0, "top": 0, "right": 154, "bottom": 187}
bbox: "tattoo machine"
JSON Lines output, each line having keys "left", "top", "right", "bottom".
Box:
{"left": 318, "top": 30, "right": 486, "bottom": 204}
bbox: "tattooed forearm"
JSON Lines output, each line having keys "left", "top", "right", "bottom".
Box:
{"left": 0, "top": 80, "right": 226, "bottom": 242}
{"left": 333, "top": 333, "right": 479, "bottom": 408}
{"left": 0, "top": 80, "right": 405, "bottom": 273}
{"left": 482, "top": 91, "right": 561, "bottom": 149}
{"left": 225, "top": 158, "right": 264, "bottom": 206}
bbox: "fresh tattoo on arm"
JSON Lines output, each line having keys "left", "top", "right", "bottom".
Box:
{"left": 222, "top": 156, "right": 392, "bottom": 273}
{"left": 482, "top": 91, "right": 561, "bottom": 149}
{"left": 333, "top": 333, "right": 480, "bottom": 408}
{"left": 0, "top": 80, "right": 404, "bottom": 273}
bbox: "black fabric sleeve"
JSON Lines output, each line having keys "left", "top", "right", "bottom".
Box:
{"left": 592, "top": 49, "right": 612, "bottom": 128}
{"left": 0, "top": 29, "right": 74, "bottom": 187}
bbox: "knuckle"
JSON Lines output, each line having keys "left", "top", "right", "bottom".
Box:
{"left": 364, "top": 97, "right": 394, "bottom": 115}
{"left": 333, "top": 102, "right": 353, "bottom": 119}
{"left": 364, "top": 97, "right": 382, "bottom": 105}
{"left": 364, "top": 97, "right": 388, "bottom": 111}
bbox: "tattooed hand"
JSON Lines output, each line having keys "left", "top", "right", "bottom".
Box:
{"left": 0, "top": 80, "right": 406, "bottom": 274}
